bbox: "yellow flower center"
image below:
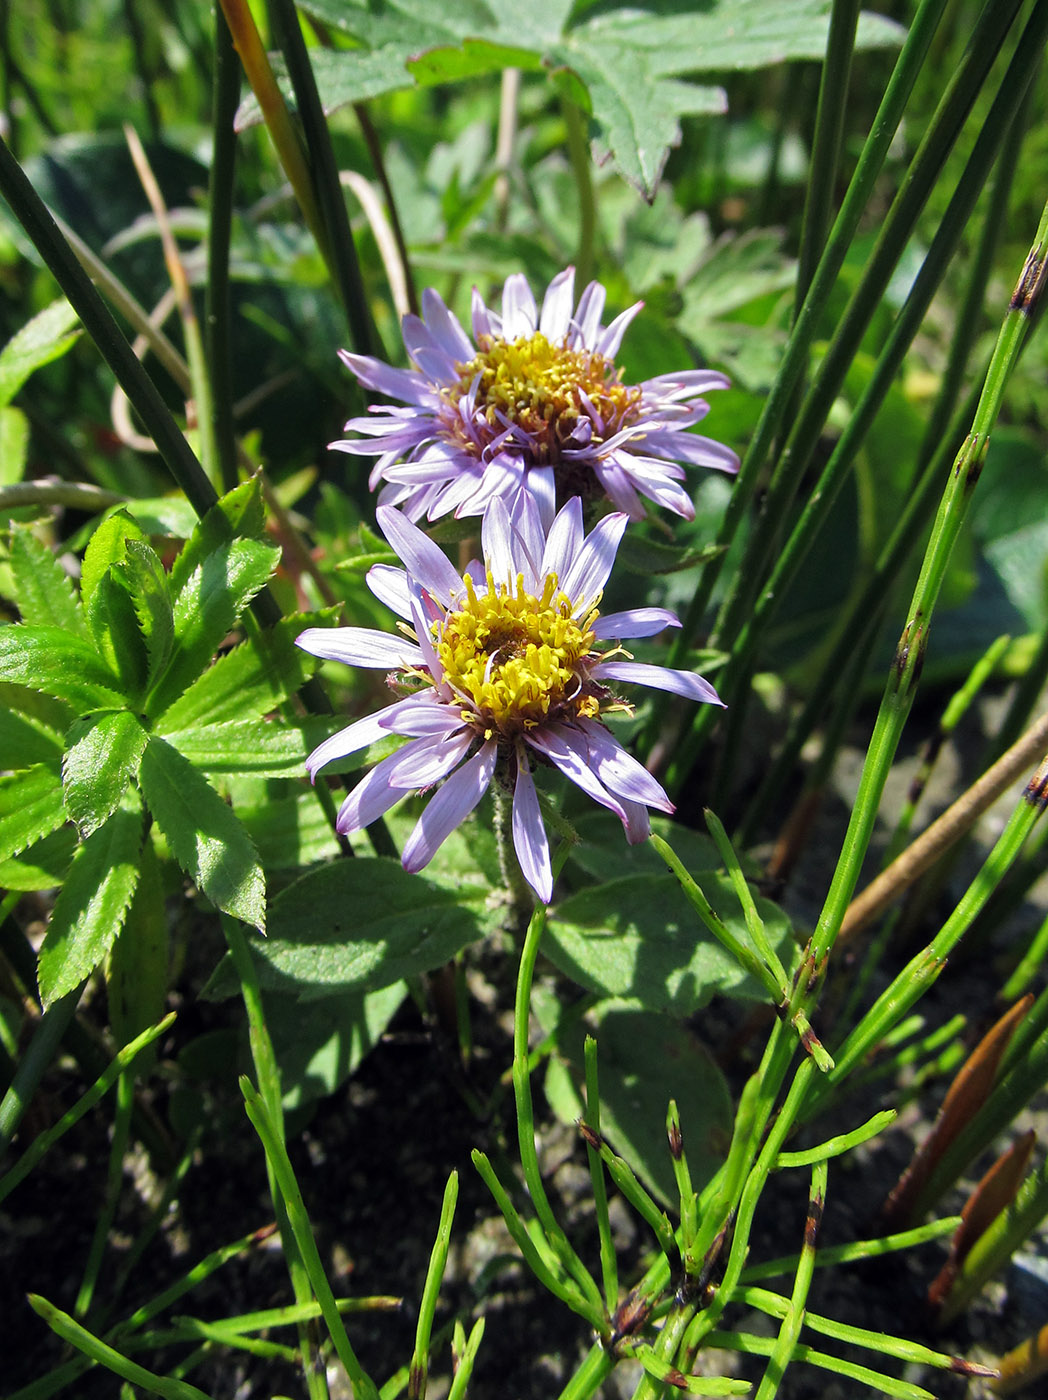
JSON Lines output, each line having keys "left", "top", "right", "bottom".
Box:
{"left": 435, "top": 569, "right": 602, "bottom": 738}
{"left": 444, "top": 332, "right": 641, "bottom": 463}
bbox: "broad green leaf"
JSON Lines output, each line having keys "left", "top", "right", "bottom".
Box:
{"left": 0, "top": 762, "right": 67, "bottom": 862}
{"left": 0, "top": 405, "right": 29, "bottom": 486}
{"left": 167, "top": 475, "right": 268, "bottom": 600}
{"left": 107, "top": 837, "right": 167, "bottom": 1071}
{"left": 264, "top": 981, "right": 407, "bottom": 1110}
{"left": 0, "top": 299, "right": 80, "bottom": 410}
{"left": 0, "top": 825, "right": 76, "bottom": 890}
{"left": 161, "top": 716, "right": 336, "bottom": 777}
{"left": 37, "top": 790, "right": 144, "bottom": 1007}
{"left": 0, "top": 704, "right": 64, "bottom": 769}
{"left": 62, "top": 710, "right": 148, "bottom": 836}
{"left": 114, "top": 539, "right": 175, "bottom": 685}
{"left": 617, "top": 532, "right": 725, "bottom": 576}
{"left": 85, "top": 571, "right": 149, "bottom": 701}
{"left": 202, "top": 857, "right": 493, "bottom": 1001}
{"left": 156, "top": 609, "right": 330, "bottom": 730}
{"left": 546, "top": 871, "right": 794, "bottom": 1012}
{"left": 144, "top": 537, "right": 281, "bottom": 719}
{"left": 0, "top": 625, "right": 125, "bottom": 709}
{"left": 138, "top": 735, "right": 266, "bottom": 930}
{"left": 238, "top": 792, "right": 341, "bottom": 870}
{"left": 565, "top": 812, "right": 721, "bottom": 887}
{"left": 7, "top": 525, "right": 86, "bottom": 636}
{"left": 545, "top": 1000, "right": 732, "bottom": 1205}
{"left": 80, "top": 509, "right": 147, "bottom": 611}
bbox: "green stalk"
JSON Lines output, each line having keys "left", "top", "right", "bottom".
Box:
{"left": 804, "top": 196, "right": 1048, "bottom": 973}
{"left": 241, "top": 1077, "right": 380, "bottom": 1400}
{"left": 584, "top": 1036, "right": 619, "bottom": 1312}
{"left": 753, "top": 1159, "right": 827, "bottom": 1400}
{"left": 74, "top": 1070, "right": 134, "bottom": 1317}
{"left": 0, "top": 980, "right": 84, "bottom": 1153}
{"left": 739, "top": 1214, "right": 961, "bottom": 1283}
{"left": 563, "top": 97, "right": 597, "bottom": 290}
{"left": 703, "top": 1331, "right": 936, "bottom": 1400}
{"left": 667, "top": 0, "right": 958, "bottom": 660}
{"left": 774, "top": 1109, "right": 895, "bottom": 1169}
{"left": 409, "top": 1172, "right": 457, "bottom": 1400}
{"left": 446, "top": 1318, "right": 485, "bottom": 1400}
{"left": 267, "top": 0, "right": 380, "bottom": 357}
{"left": 555, "top": 1342, "right": 615, "bottom": 1400}
{"left": 206, "top": 9, "right": 241, "bottom": 493}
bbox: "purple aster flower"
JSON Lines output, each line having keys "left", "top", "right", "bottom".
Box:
{"left": 331, "top": 266, "right": 738, "bottom": 527}
{"left": 296, "top": 495, "right": 723, "bottom": 903}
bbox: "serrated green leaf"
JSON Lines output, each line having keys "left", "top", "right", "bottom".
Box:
{"left": 7, "top": 525, "right": 86, "bottom": 636}
{"left": 0, "top": 405, "right": 29, "bottom": 486}
{"left": 0, "top": 299, "right": 80, "bottom": 410}
{"left": 156, "top": 609, "right": 330, "bottom": 730}
{"left": 0, "top": 703, "right": 64, "bottom": 769}
{"left": 62, "top": 710, "right": 148, "bottom": 836}
{"left": 37, "top": 789, "right": 144, "bottom": 1007}
{"left": 545, "top": 1000, "right": 732, "bottom": 1204}
{"left": 546, "top": 871, "right": 794, "bottom": 1012}
{"left": 0, "top": 825, "right": 76, "bottom": 890}
{"left": 201, "top": 857, "right": 493, "bottom": 1000}
{"left": 85, "top": 571, "right": 149, "bottom": 701}
{"left": 114, "top": 539, "right": 174, "bottom": 684}
{"left": 0, "top": 625, "right": 125, "bottom": 709}
{"left": 161, "top": 716, "right": 336, "bottom": 777}
{"left": 0, "top": 762, "right": 67, "bottom": 862}
{"left": 80, "top": 509, "right": 147, "bottom": 611}
{"left": 167, "top": 475, "right": 267, "bottom": 600}
{"left": 107, "top": 836, "right": 167, "bottom": 1071}
{"left": 145, "top": 537, "right": 281, "bottom": 719}
{"left": 138, "top": 735, "right": 266, "bottom": 930}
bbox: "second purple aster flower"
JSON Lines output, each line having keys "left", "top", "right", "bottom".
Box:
{"left": 296, "top": 494, "right": 724, "bottom": 904}
{"left": 333, "top": 267, "right": 739, "bottom": 526}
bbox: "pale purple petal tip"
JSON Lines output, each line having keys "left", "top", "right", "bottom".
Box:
{"left": 401, "top": 741, "right": 498, "bottom": 873}
{"left": 512, "top": 747, "right": 552, "bottom": 902}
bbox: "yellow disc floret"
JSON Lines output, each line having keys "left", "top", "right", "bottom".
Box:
{"left": 444, "top": 332, "right": 641, "bottom": 462}
{"left": 436, "top": 570, "right": 602, "bottom": 738}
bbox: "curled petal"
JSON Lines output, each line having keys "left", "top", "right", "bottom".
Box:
{"left": 513, "top": 745, "right": 552, "bottom": 903}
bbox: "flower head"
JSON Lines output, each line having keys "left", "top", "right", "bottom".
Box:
{"left": 332, "top": 267, "right": 738, "bottom": 528}
{"left": 296, "top": 495, "right": 723, "bottom": 903}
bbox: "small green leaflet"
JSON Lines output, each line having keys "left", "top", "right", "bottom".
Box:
{"left": 0, "top": 299, "right": 80, "bottom": 410}
{"left": 62, "top": 710, "right": 148, "bottom": 836}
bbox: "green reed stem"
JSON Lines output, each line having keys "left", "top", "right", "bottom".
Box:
{"left": 0, "top": 979, "right": 83, "bottom": 1153}
{"left": 668, "top": 0, "right": 957, "bottom": 660}
{"left": 774, "top": 1109, "right": 895, "bottom": 1169}
{"left": 206, "top": 9, "right": 241, "bottom": 494}
{"left": 446, "top": 1318, "right": 485, "bottom": 1400}
{"left": 0, "top": 1013, "right": 174, "bottom": 1205}
{"left": 74, "top": 1069, "right": 133, "bottom": 1317}
{"left": 705, "top": 1331, "right": 935, "bottom": 1399}
{"left": 754, "top": 1158, "right": 827, "bottom": 1400}
{"left": 803, "top": 195, "right": 1048, "bottom": 975}
{"left": 739, "top": 1214, "right": 961, "bottom": 1284}
{"left": 564, "top": 97, "right": 597, "bottom": 290}
{"left": 556, "top": 1342, "right": 615, "bottom": 1400}
{"left": 584, "top": 1035, "right": 619, "bottom": 1311}
{"left": 409, "top": 1171, "right": 457, "bottom": 1400}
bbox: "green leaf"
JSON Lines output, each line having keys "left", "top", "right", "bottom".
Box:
{"left": 161, "top": 716, "right": 336, "bottom": 777}
{"left": 0, "top": 703, "right": 64, "bottom": 769}
{"left": 202, "top": 858, "right": 493, "bottom": 1001}
{"left": 0, "top": 625, "right": 125, "bottom": 709}
{"left": 565, "top": 812, "right": 721, "bottom": 887}
{"left": 545, "top": 1000, "right": 732, "bottom": 1204}
{"left": 0, "top": 762, "right": 67, "bottom": 863}
{"left": 546, "top": 871, "right": 794, "bottom": 1012}
{"left": 85, "top": 571, "right": 149, "bottom": 701}
{"left": 167, "top": 475, "right": 268, "bottom": 600}
{"left": 238, "top": 792, "right": 341, "bottom": 871}
{"left": 616, "top": 532, "right": 726, "bottom": 577}
{"left": 144, "top": 537, "right": 281, "bottom": 719}
{"left": 0, "top": 299, "right": 80, "bottom": 410}
{"left": 62, "top": 710, "right": 148, "bottom": 836}
{"left": 0, "top": 406, "right": 30, "bottom": 486}
{"left": 156, "top": 610, "right": 330, "bottom": 730}
{"left": 114, "top": 539, "right": 175, "bottom": 685}
{"left": 80, "top": 509, "right": 147, "bottom": 612}
{"left": 138, "top": 735, "right": 266, "bottom": 930}
{"left": 263, "top": 982, "right": 407, "bottom": 1110}
{"left": 37, "top": 790, "right": 144, "bottom": 1007}
{"left": 107, "top": 836, "right": 167, "bottom": 1071}
{"left": 0, "top": 825, "right": 76, "bottom": 891}
{"left": 7, "top": 525, "right": 86, "bottom": 636}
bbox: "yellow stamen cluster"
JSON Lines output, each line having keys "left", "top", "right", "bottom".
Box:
{"left": 436, "top": 569, "right": 601, "bottom": 738}
{"left": 445, "top": 332, "right": 640, "bottom": 462}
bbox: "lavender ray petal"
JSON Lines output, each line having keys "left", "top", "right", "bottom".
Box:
{"left": 512, "top": 746, "right": 552, "bottom": 903}
{"left": 401, "top": 740, "right": 498, "bottom": 872}
{"left": 501, "top": 273, "right": 537, "bottom": 339}
{"left": 471, "top": 285, "right": 497, "bottom": 341}
{"left": 643, "top": 369, "right": 731, "bottom": 395}
{"left": 540, "top": 495, "right": 583, "bottom": 579}
{"left": 591, "top": 606, "right": 681, "bottom": 639}
{"left": 338, "top": 350, "right": 428, "bottom": 404}
{"left": 526, "top": 725, "right": 627, "bottom": 822}
{"left": 560, "top": 511, "right": 629, "bottom": 605}
{"left": 525, "top": 466, "right": 556, "bottom": 533}
{"left": 539, "top": 267, "right": 575, "bottom": 341}
{"left": 505, "top": 488, "right": 545, "bottom": 589}
{"left": 295, "top": 625, "right": 423, "bottom": 669}
{"left": 380, "top": 698, "right": 468, "bottom": 738}
{"left": 382, "top": 728, "right": 473, "bottom": 786}
{"left": 571, "top": 280, "right": 606, "bottom": 348}
{"left": 305, "top": 708, "right": 397, "bottom": 781}
{"left": 621, "top": 797, "right": 653, "bottom": 844}
{"left": 420, "top": 287, "right": 476, "bottom": 362}
{"left": 335, "top": 750, "right": 414, "bottom": 833}
{"left": 481, "top": 495, "right": 517, "bottom": 587}
{"left": 575, "top": 716, "right": 674, "bottom": 812}
{"left": 407, "top": 582, "right": 443, "bottom": 681}
{"left": 592, "top": 459, "right": 647, "bottom": 520}
{"left": 366, "top": 563, "right": 412, "bottom": 618}
{"left": 592, "top": 660, "right": 724, "bottom": 706}
{"left": 376, "top": 505, "right": 465, "bottom": 605}
{"left": 596, "top": 300, "right": 642, "bottom": 358}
